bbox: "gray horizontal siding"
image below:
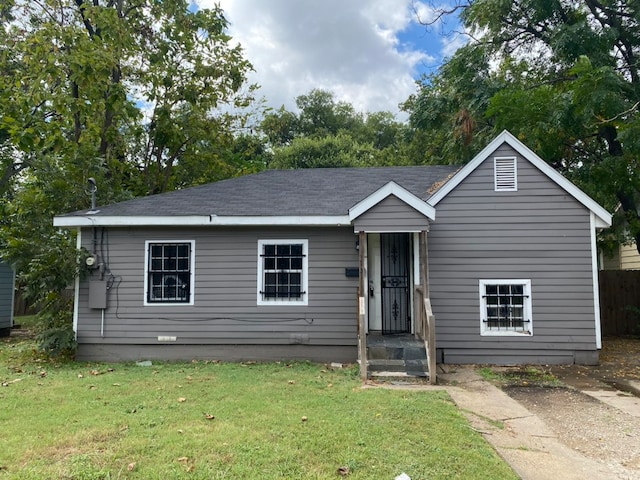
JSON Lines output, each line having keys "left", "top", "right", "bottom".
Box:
{"left": 77, "top": 226, "right": 360, "bottom": 360}
{"left": 352, "top": 194, "right": 429, "bottom": 232}
{"left": 0, "top": 262, "right": 14, "bottom": 330}
{"left": 429, "top": 143, "right": 599, "bottom": 364}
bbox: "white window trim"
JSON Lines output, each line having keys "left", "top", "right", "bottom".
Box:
{"left": 257, "top": 239, "right": 309, "bottom": 306}
{"left": 479, "top": 279, "right": 532, "bottom": 336}
{"left": 494, "top": 156, "right": 517, "bottom": 191}
{"left": 144, "top": 240, "right": 195, "bottom": 306}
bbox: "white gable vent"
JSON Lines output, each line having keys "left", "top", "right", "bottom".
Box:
{"left": 494, "top": 157, "right": 517, "bottom": 191}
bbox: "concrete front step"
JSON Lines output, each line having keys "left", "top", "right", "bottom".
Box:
{"left": 368, "top": 359, "right": 429, "bottom": 378}
{"left": 366, "top": 335, "right": 430, "bottom": 378}
{"left": 370, "top": 370, "right": 430, "bottom": 378}
{"left": 367, "top": 336, "right": 427, "bottom": 359}
{"left": 368, "top": 346, "right": 427, "bottom": 360}
{"left": 368, "top": 359, "right": 429, "bottom": 370}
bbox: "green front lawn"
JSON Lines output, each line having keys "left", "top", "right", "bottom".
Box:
{"left": 0, "top": 337, "right": 516, "bottom": 479}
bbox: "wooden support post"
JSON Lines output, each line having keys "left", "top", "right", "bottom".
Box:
{"left": 358, "top": 231, "right": 368, "bottom": 381}
{"left": 419, "top": 230, "right": 429, "bottom": 298}
{"left": 414, "top": 286, "right": 422, "bottom": 338}
{"left": 420, "top": 230, "right": 436, "bottom": 384}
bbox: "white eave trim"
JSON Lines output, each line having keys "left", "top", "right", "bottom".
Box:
{"left": 53, "top": 214, "right": 352, "bottom": 227}
{"left": 590, "top": 212, "right": 603, "bottom": 349}
{"left": 593, "top": 216, "right": 610, "bottom": 229}
{"left": 427, "top": 130, "right": 612, "bottom": 228}
{"left": 348, "top": 181, "right": 436, "bottom": 221}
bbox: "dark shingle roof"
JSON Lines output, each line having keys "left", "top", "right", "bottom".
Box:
{"left": 60, "top": 166, "right": 460, "bottom": 218}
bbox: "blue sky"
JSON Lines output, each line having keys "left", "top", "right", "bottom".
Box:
{"left": 195, "top": 0, "right": 465, "bottom": 118}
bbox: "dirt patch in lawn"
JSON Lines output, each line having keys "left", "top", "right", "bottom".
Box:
{"left": 549, "top": 337, "right": 640, "bottom": 391}
{"left": 491, "top": 338, "right": 640, "bottom": 479}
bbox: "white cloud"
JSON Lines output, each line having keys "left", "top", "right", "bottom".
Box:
{"left": 413, "top": 2, "right": 441, "bottom": 26}
{"left": 441, "top": 31, "right": 469, "bottom": 59}
{"left": 195, "top": 0, "right": 461, "bottom": 117}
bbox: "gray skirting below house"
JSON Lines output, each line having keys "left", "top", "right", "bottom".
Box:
{"left": 76, "top": 343, "right": 357, "bottom": 364}
{"left": 439, "top": 349, "right": 599, "bottom": 366}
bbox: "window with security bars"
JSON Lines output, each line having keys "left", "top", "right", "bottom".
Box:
{"left": 479, "top": 279, "right": 532, "bottom": 335}
{"left": 146, "top": 242, "right": 193, "bottom": 304}
{"left": 258, "top": 240, "right": 308, "bottom": 305}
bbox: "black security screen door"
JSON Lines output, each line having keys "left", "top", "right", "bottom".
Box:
{"left": 381, "top": 233, "right": 411, "bottom": 334}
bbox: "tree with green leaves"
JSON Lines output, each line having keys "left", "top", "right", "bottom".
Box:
{"left": 402, "top": 45, "right": 502, "bottom": 164}
{"left": 268, "top": 133, "right": 380, "bottom": 169}
{"left": 408, "top": 0, "right": 640, "bottom": 251}
{"left": 0, "top": 0, "right": 258, "bottom": 352}
{"left": 262, "top": 89, "right": 410, "bottom": 168}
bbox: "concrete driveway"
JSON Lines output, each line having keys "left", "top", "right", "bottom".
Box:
{"left": 439, "top": 364, "right": 640, "bottom": 480}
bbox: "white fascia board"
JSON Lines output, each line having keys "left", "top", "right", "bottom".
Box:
{"left": 428, "top": 130, "right": 612, "bottom": 228}
{"left": 211, "top": 215, "right": 351, "bottom": 226}
{"left": 54, "top": 214, "right": 352, "bottom": 227}
{"left": 53, "top": 215, "right": 210, "bottom": 227}
{"left": 590, "top": 213, "right": 602, "bottom": 349}
{"left": 353, "top": 229, "right": 424, "bottom": 233}
{"left": 348, "top": 181, "right": 436, "bottom": 221}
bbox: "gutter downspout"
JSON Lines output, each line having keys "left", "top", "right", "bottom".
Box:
{"left": 73, "top": 228, "right": 81, "bottom": 338}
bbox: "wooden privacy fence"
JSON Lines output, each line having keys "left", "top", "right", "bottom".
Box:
{"left": 599, "top": 270, "right": 640, "bottom": 336}
{"left": 13, "top": 288, "right": 74, "bottom": 317}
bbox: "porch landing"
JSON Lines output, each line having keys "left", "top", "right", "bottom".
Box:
{"left": 366, "top": 334, "right": 429, "bottom": 378}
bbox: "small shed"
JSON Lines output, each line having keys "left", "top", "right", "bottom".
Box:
{"left": 0, "top": 261, "right": 15, "bottom": 336}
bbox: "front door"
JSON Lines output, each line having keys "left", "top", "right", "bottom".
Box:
{"left": 380, "top": 233, "right": 411, "bottom": 334}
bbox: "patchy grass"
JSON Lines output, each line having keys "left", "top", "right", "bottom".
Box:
{"left": 0, "top": 339, "right": 517, "bottom": 479}
{"left": 12, "top": 315, "right": 40, "bottom": 330}
{"left": 460, "top": 409, "right": 506, "bottom": 431}
{"left": 479, "top": 366, "right": 562, "bottom": 388}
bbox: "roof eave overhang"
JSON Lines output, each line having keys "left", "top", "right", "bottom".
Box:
{"left": 53, "top": 215, "right": 353, "bottom": 228}
{"left": 348, "top": 181, "right": 436, "bottom": 221}
{"left": 594, "top": 216, "right": 611, "bottom": 229}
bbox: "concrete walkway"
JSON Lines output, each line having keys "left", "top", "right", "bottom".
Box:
{"left": 583, "top": 385, "right": 640, "bottom": 418}
{"left": 438, "top": 366, "right": 638, "bottom": 480}
{"left": 557, "top": 373, "right": 640, "bottom": 419}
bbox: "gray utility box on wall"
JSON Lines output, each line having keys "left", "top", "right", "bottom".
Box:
{"left": 88, "top": 280, "right": 108, "bottom": 309}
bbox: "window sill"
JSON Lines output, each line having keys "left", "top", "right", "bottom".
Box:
{"left": 481, "top": 330, "right": 532, "bottom": 337}
{"left": 144, "top": 301, "right": 194, "bottom": 307}
{"left": 257, "top": 299, "right": 308, "bottom": 307}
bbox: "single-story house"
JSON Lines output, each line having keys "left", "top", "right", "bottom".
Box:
{"left": 0, "top": 260, "right": 15, "bottom": 337}
{"left": 54, "top": 131, "right": 612, "bottom": 370}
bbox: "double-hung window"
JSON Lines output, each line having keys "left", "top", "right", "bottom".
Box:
{"left": 145, "top": 241, "right": 195, "bottom": 305}
{"left": 258, "top": 239, "right": 308, "bottom": 305}
{"left": 479, "top": 279, "right": 532, "bottom": 336}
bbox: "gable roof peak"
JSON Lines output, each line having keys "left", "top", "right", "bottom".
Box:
{"left": 348, "top": 181, "right": 436, "bottom": 221}
{"left": 427, "top": 130, "right": 612, "bottom": 228}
